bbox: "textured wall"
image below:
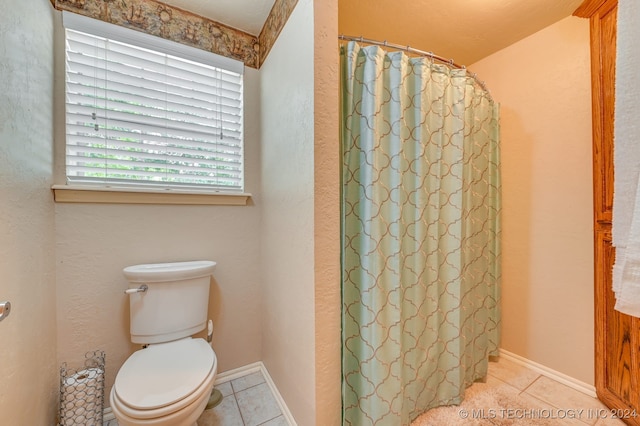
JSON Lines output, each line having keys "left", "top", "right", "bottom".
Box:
{"left": 0, "top": 0, "right": 58, "bottom": 422}
{"left": 313, "top": 0, "right": 341, "bottom": 424}
{"left": 471, "top": 16, "right": 594, "bottom": 384}
{"left": 53, "top": 10, "right": 264, "bottom": 399}
{"left": 258, "top": 0, "right": 299, "bottom": 67}
{"left": 259, "top": 0, "right": 316, "bottom": 423}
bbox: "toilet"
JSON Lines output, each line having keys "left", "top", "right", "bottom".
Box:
{"left": 110, "top": 260, "right": 218, "bottom": 426}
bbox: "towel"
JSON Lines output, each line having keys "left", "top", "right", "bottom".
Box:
{"left": 612, "top": 0, "right": 640, "bottom": 317}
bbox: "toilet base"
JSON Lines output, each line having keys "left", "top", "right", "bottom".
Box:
{"left": 205, "top": 388, "right": 223, "bottom": 410}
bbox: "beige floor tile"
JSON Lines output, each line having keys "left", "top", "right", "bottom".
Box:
{"left": 473, "top": 375, "right": 520, "bottom": 393}
{"left": 413, "top": 404, "right": 495, "bottom": 426}
{"left": 594, "top": 413, "right": 633, "bottom": 425}
{"left": 493, "top": 392, "right": 591, "bottom": 426}
{"left": 463, "top": 378, "right": 589, "bottom": 426}
{"left": 213, "top": 380, "right": 234, "bottom": 397}
{"left": 197, "top": 393, "right": 244, "bottom": 426}
{"left": 488, "top": 357, "right": 541, "bottom": 391}
{"left": 260, "top": 415, "right": 290, "bottom": 425}
{"left": 412, "top": 376, "right": 593, "bottom": 426}
{"left": 235, "top": 382, "right": 282, "bottom": 426}
{"left": 523, "top": 376, "right": 608, "bottom": 426}
{"left": 231, "top": 371, "right": 266, "bottom": 393}
{"left": 413, "top": 377, "right": 518, "bottom": 425}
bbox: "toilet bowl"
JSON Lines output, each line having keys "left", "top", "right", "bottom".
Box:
{"left": 110, "top": 338, "right": 217, "bottom": 426}
{"left": 111, "top": 261, "right": 218, "bottom": 426}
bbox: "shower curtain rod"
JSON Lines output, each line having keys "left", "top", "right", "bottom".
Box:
{"left": 339, "top": 34, "right": 492, "bottom": 99}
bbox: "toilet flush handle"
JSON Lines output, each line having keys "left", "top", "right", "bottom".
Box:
{"left": 124, "top": 284, "right": 148, "bottom": 295}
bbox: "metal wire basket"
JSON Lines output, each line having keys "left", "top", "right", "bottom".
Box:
{"left": 59, "top": 350, "right": 105, "bottom": 426}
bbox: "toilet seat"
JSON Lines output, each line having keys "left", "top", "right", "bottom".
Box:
{"left": 110, "top": 364, "right": 216, "bottom": 425}
{"left": 112, "top": 338, "right": 216, "bottom": 420}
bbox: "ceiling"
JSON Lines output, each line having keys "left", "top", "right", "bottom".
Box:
{"left": 157, "top": 0, "right": 585, "bottom": 65}
{"left": 158, "top": 0, "right": 276, "bottom": 35}
{"left": 339, "top": 0, "right": 586, "bottom": 65}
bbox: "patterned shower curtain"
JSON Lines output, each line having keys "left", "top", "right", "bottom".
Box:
{"left": 340, "top": 41, "right": 501, "bottom": 425}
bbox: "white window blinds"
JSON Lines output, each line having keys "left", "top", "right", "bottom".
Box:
{"left": 63, "top": 12, "right": 244, "bottom": 192}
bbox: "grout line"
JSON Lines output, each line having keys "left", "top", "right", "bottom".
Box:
{"left": 493, "top": 359, "right": 607, "bottom": 426}
{"left": 232, "top": 391, "right": 247, "bottom": 426}
{"left": 257, "top": 414, "right": 282, "bottom": 425}
{"left": 234, "top": 380, "right": 268, "bottom": 396}
{"left": 258, "top": 364, "right": 296, "bottom": 425}
{"left": 487, "top": 372, "right": 532, "bottom": 398}
{"left": 519, "top": 374, "right": 543, "bottom": 396}
{"left": 498, "top": 349, "right": 596, "bottom": 397}
{"left": 229, "top": 371, "right": 267, "bottom": 395}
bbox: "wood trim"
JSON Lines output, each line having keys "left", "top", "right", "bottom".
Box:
{"left": 585, "top": 0, "right": 640, "bottom": 423}
{"left": 52, "top": 186, "right": 251, "bottom": 206}
{"left": 594, "top": 228, "right": 640, "bottom": 425}
{"left": 589, "top": 0, "right": 617, "bottom": 224}
{"left": 594, "top": 227, "right": 609, "bottom": 396}
{"left": 589, "top": 5, "right": 605, "bottom": 221}
{"left": 574, "top": 0, "right": 615, "bottom": 18}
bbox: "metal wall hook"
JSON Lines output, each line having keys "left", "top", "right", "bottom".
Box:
{"left": 0, "top": 301, "right": 11, "bottom": 322}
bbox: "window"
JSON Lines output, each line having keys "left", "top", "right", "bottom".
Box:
{"left": 62, "top": 12, "right": 244, "bottom": 194}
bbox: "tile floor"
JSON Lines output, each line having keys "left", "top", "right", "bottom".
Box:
{"left": 105, "top": 357, "right": 631, "bottom": 426}
{"left": 412, "top": 356, "right": 629, "bottom": 425}
{"left": 104, "top": 370, "right": 289, "bottom": 426}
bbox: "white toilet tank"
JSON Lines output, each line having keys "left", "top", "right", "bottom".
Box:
{"left": 123, "top": 260, "right": 216, "bottom": 344}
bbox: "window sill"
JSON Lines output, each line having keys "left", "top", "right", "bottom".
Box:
{"left": 51, "top": 185, "right": 252, "bottom": 206}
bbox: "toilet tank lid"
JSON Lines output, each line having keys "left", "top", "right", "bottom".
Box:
{"left": 123, "top": 260, "right": 216, "bottom": 282}
{"left": 114, "top": 338, "right": 215, "bottom": 410}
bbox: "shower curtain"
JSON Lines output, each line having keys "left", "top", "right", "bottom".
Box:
{"left": 341, "top": 41, "right": 501, "bottom": 425}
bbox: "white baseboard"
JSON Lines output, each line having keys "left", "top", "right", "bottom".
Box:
{"left": 215, "top": 361, "right": 297, "bottom": 426}
{"left": 103, "top": 362, "right": 297, "bottom": 425}
{"left": 214, "top": 361, "right": 263, "bottom": 383}
{"left": 499, "top": 349, "right": 597, "bottom": 398}
{"left": 257, "top": 363, "right": 298, "bottom": 426}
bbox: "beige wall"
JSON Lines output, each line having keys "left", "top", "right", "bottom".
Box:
{"left": 314, "top": 0, "right": 342, "bottom": 424}
{"left": 1, "top": 3, "right": 592, "bottom": 425}
{"left": 259, "top": 0, "right": 316, "bottom": 423}
{"left": 53, "top": 10, "right": 264, "bottom": 400}
{"left": 471, "top": 16, "right": 594, "bottom": 384}
{"left": 0, "top": 0, "right": 59, "bottom": 422}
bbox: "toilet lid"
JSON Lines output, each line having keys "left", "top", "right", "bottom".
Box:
{"left": 114, "top": 338, "right": 214, "bottom": 410}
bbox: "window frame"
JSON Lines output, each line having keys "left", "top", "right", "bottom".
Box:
{"left": 54, "top": 12, "right": 251, "bottom": 205}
